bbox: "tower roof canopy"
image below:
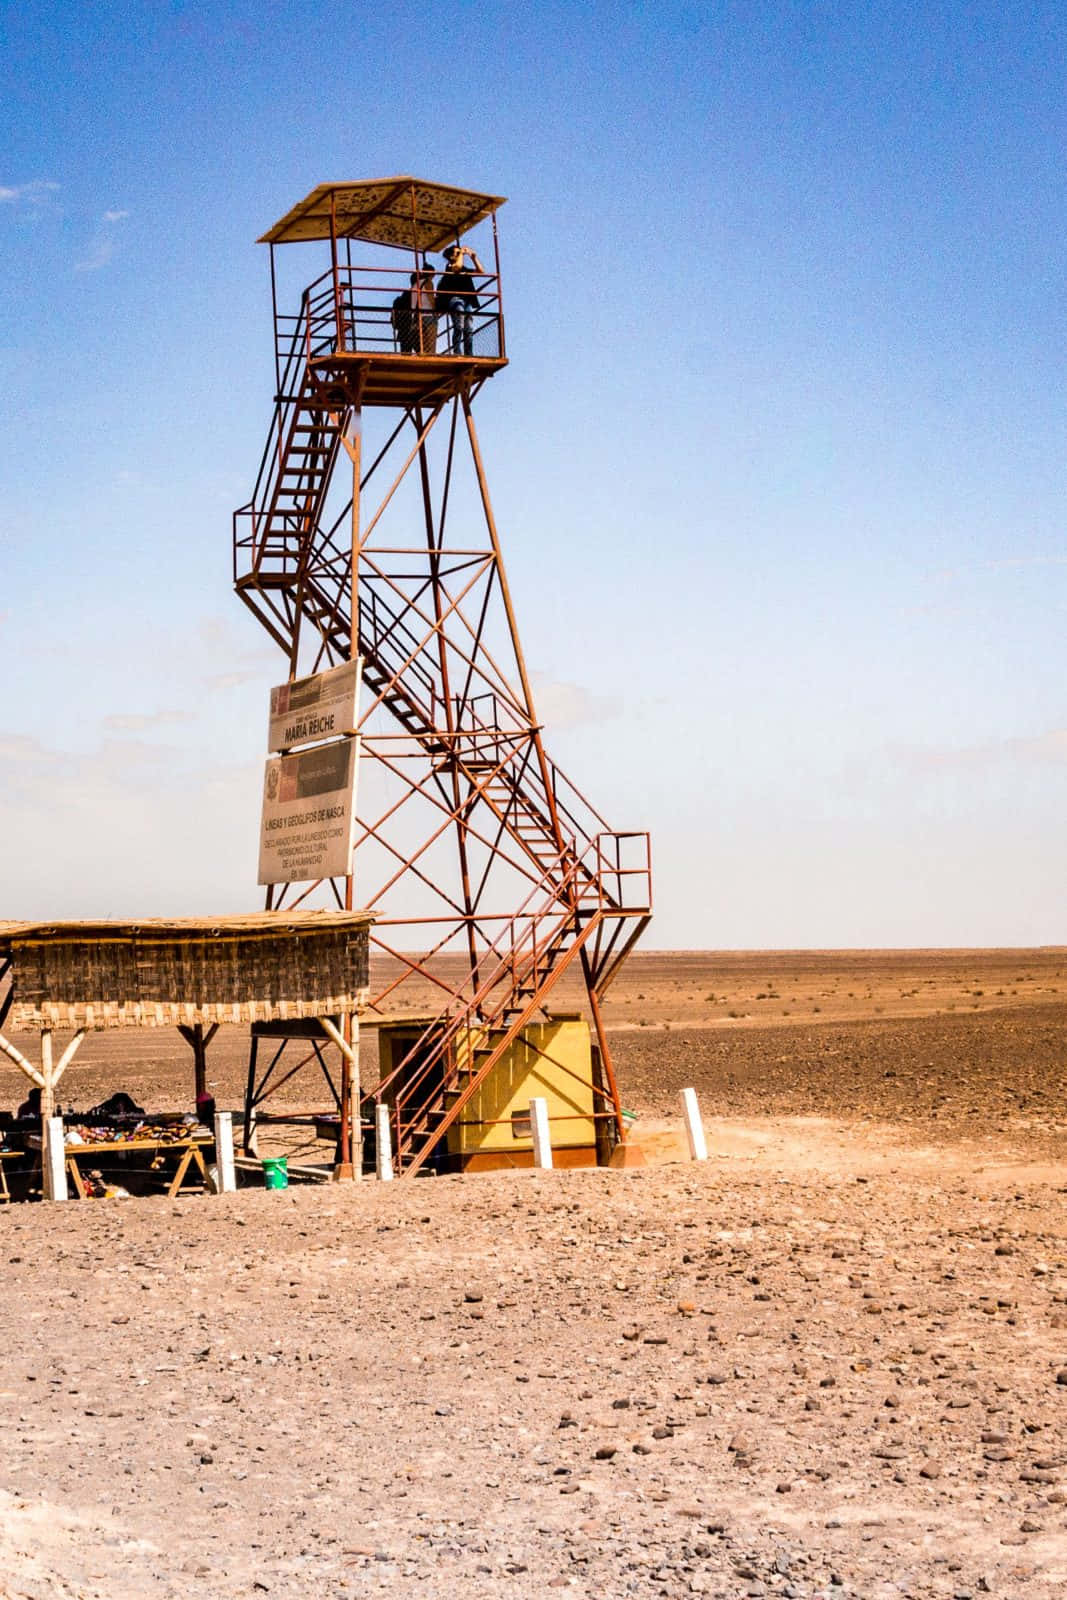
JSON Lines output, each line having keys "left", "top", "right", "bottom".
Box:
{"left": 258, "top": 178, "right": 506, "bottom": 251}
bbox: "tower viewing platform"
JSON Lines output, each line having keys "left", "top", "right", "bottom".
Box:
{"left": 258, "top": 176, "right": 507, "bottom": 411}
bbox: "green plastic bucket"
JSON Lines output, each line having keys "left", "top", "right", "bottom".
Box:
{"left": 262, "top": 1156, "right": 289, "bottom": 1191}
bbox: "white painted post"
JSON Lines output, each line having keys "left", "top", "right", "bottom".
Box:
{"left": 680, "top": 1087, "right": 708, "bottom": 1161}
{"left": 213, "top": 1111, "right": 237, "bottom": 1194}
{"left": 43, "top": 1116, "right": 67, "bottom": 1202}
{"left": 375, "top": 1103, "right": 393, "bottom": 1182}
{"left": 529, "top": 1097, "right": 553, "bottom": 1169}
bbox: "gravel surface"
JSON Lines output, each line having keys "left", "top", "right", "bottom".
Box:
{"left": 614, "top": 1006, "right": 1067, "bottom": 1159}
{"left": 0, "top": 956, "right": 1064, "bottom": 1598}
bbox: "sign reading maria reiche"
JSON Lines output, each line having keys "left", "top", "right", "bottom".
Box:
{"left": 268, "top": 659, "right": 361, "bottom": 753}
{"left": 258, "top": 736, "right": 359, "bottom": 885}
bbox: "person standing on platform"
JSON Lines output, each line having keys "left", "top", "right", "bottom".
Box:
{"left": 414, "top": 261, "right": 438, "bottom": 353}
{"left": 437, "top": 243, "right": 483, "bottom": 355}
{"left": 391, "top": 274, "right": 419, "bottom": 352}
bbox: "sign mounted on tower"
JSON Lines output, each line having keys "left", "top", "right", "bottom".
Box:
{"left": 268, "top": 659, "right": 362, "bottom": 753}
{"left": 257, "top": 736, "right": 359, "bottom": 886}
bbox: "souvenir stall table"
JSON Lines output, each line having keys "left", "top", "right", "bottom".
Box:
{"left": 23, "top": 1119, "right": 216, "bottom": 1199}
{"left": 0, "top": 912, "right": 372, "bottom": 1200}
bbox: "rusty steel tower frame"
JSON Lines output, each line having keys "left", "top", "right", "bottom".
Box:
{"left": 233, "top": 179, "right": 651, "bottom": 1173}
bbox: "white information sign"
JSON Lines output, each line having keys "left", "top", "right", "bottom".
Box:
{"left": 258, "top": 736, "right": 359, "bottom": 885}
{"left": 268, "top": 659, "right": 362, "bottom": 754}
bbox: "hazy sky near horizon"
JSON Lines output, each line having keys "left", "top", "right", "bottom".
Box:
{"left": 1, "top": 1, "right": 1064, "bottom": 947}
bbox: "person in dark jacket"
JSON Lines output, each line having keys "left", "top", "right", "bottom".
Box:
{"left": 16, "top": 1086, "right": 41, "bottom": 1121}
{"left": 414, "top": 262, "right": 438, "bottom": 352}
{"left": 391, "top": 266, "right": 438, "bottom": 353}
{"left": 437, "top": 244, "right": 483, "bottom": 355}
{"left": 391, "top": 274, "right": 419, "bottom": 353}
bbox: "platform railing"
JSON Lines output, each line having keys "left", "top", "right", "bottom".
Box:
{"left": 594, "top": 831, "right": 653, "bottom": 914}
{"left": 276, "top": 263, "right": 505, "bottom": 366}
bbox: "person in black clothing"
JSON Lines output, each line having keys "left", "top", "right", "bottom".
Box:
{"left": 391, "top": 265, "right": 438, "bottom": 353}
{"left": 414, "top": 261, "right": 438, "bottom": 352}
{"left": 437, "top": 243, "right": 483, "bottom": 355}
{"left": 391, "top": 274, "right": 419, "bottom": 353}
{"left": 16, "top": 1086, "right": 41, "bottom": 1121}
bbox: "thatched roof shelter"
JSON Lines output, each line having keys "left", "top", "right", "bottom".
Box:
{"left": 0, "top": 912, "right": 372, "bottom": 1030}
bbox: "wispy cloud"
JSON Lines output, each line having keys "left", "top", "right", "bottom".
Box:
{"left": 0, "top": 728, "right": 262, "bottom": 917}
{"left": 0, "top": 180, "right": 59, "bottom": 213}
{"left": 101, "top": 709, "right": 194, "bottom": 734}
{"left": 0, "top": 733, "right": 51, "bottom": 762}
{"left": 203, "top": 670, "right": 263, "bottom": 692}
{"left": 892, "top": 727, "right": 1067, "bottom": 773}
{"left": 530, "top": 672, "right": 621, "bottom": 730}
{"left": 74, "top": 207, "right": 128, "bottom": 273}
{"left": 1, "top": 728, "right": 180, "bottom": 772}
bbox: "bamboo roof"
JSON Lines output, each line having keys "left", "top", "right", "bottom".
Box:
{"left": 0, "top": 912, "right": 373, "bottom": 948}
{"left": 0, "top": 913, "right": 374, "bottom": 1030}
{"left": 258, "top": 177, "right": 505, "bottom": 251}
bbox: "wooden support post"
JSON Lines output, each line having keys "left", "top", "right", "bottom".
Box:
{"left": 214, "top": 1112, "right": 237, "bottom": 1194}
{"left": 680, "top": 1087, "right": 708, "bottom": 1161}
{"left": 375, "top": 1103, "right": 393, "bottom": 1182}
{"left": 0, "top": 1032, "right": 46, "bottom": 1088}
{"left": 351, "top": 1017, "right": 363, "bottom": 1179}
{"left": 320, "top": 1015, "right": 362, "bottom": 1181}
{"left": 179, "top": 1022, "right": 217, "bottom": 1104}
{"left": 40, "top": 1029, "right": 55, "bottom": 1122}
{"left": 43, "top": 1115, "right": 67, "bottom": 1202}
{"left": 530, "top": 1097, "right": 553, "bottom": 1170}
{"left": 51, "top": 1029, "right": 86, "bottom": 1093}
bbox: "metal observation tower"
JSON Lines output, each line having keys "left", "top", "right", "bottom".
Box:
{"left": 234, "top": 178, "right": 651, "bottom": 1175}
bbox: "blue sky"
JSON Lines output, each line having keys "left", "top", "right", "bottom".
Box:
{"left": 1, "top": 0, "right": 1064, "bottom": 945}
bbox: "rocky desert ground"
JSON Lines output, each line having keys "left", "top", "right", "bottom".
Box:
{"left": 0, "top": 949, "right": 1064, "bottom": 1600}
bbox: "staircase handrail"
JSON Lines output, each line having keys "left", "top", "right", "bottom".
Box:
{"left": 377, "top": 841, "right": 595, "bottom": 1118}
{"left": 234, "top": 289, "right": 326, "bottom": 574}
{"left": 292, "top": 565, "right": 441, "bottom": 723}
{"left": 400, "top": 912, "right": 603, "bottom": 1176}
